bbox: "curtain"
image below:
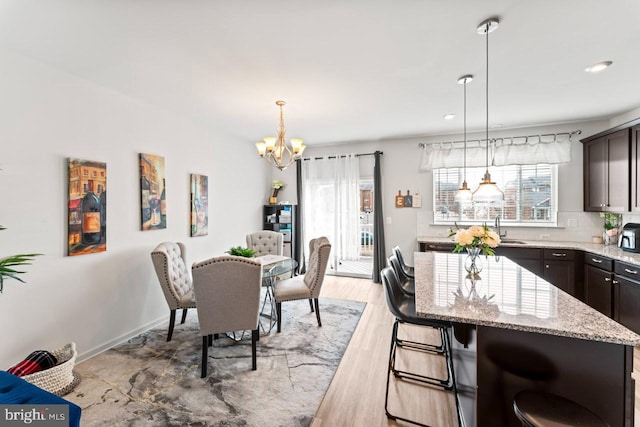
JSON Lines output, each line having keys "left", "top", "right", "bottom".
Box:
{"left": 372, "top": 151, "right": 385, "bottom": 284}
{"left": 295, "top": 159, "right": 305, "bottom": 274}
{"left": 419, "top": 135, "right": 573, "bottom": 171}
{"left": 302, "top": 155, "right": 361, "bottom": 269}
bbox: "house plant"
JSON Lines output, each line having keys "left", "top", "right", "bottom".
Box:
{"left": 600, "top": 212, "right": 621, "bottom": 245}
{"left": 449, "top": 223, "right": 501, "bottom": 275}
{"left": 226, "top": 246, "right": 256, "bottom": 258}
{"left": 0, "top": 225, "right": 40, "bottom": 293}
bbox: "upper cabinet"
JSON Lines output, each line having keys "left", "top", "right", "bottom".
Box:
{"left": 583, "top": 123, "right": 636, "bottom": 212}
{"left": 631, "top": 125, "right": 640, "bottom": 211}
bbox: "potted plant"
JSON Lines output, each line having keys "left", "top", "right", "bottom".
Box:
{"left": 601, "top": 212, "right": 621, "bottom": 245}
{"left": 226, "top": 246, "right": 256, "bottom": 258}
{"left": 0, "top": 225, "right": 40, "bottom": 293}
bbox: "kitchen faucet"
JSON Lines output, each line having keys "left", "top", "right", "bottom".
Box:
{"left": 495, "top": 215, "right": 507, "bottom": 238}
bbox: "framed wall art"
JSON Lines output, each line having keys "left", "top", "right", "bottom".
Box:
{"left": 140, "top": 153, "right": 166, "bottom": 231}
{"left": 68, "top": 158, "right": 107, "bottom": 256}
{"left": 190, "top": 174, "right": 208, "bottom": 237}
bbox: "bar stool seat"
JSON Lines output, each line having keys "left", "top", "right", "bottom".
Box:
{"left": 513, "top": 390, "right": 609, "bottom": 427}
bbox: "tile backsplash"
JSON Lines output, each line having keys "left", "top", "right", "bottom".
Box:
{"left": 417, "top": 211, "right": 620, "bottom": 243}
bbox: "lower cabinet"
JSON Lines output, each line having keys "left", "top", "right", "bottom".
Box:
{"left": 542, "top": 249, "right": 580, "bottom": 299}
{"left": 614, "top": 260, "right": 640, "bottom": 334}
{"left": 496, "top": 247, "right": 543, "bottom": 277}
{"left": 584, "top": 264, "right": 614, "bottom": 317}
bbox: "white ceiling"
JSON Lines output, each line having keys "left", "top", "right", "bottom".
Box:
{"left": 1, "top": 0, "right": 639, "bottom": 145}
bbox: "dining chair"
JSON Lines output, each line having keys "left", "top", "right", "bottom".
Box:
{"left": 381, "top": 266, "right": 461, "bottom": 427}
{"left": 392, "top": 245, "right": 414, "bottom": 278}
{"left": 246, "top": 230, "right": 284, "bottom": 256}
{"left": 150, "top": 242, "right": 196, "bottom": 342}
{"left": 273, "top": 237, "right": 331, "bottom": 332}
{"left": 191, "top": 255, "right": 262, "bottom": 378}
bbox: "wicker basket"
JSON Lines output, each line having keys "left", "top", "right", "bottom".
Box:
{"left": 21, "top": 342, "right": 80, "bottom": 396}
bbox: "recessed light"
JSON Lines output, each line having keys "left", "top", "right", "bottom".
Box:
{"left": 444, "top": 113, "right": 455, "bottom": 120}
{"left": 585, "top": 61, "right": 612, "bottom": 73}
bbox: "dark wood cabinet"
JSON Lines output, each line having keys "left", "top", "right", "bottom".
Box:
{"left": 584, "top": 264, "right": 614, "bottom": 317}
{"left": 631, "top": 125, "right": 640, "bottom": 211}
{"left": 419, "top": 242, "right": 455, "bottom": 252}
{"left": 542, "top": 249, "right": 580, "bottom": 298}
{"left": 496, "top": 247, "right": 543, "bottom": 277}
{"left": 614, "top": 260, "right": 640, "bottom": 334}
{"left": 583, "top": 129, "right": 630, "bottom": 212}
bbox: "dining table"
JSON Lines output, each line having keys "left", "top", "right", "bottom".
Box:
{"left": 257, "top": 254, "right": 298, "bottom": 333}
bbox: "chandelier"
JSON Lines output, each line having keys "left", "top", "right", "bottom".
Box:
{"left": 255, "top": 100, "right": 306, "bottom": 170}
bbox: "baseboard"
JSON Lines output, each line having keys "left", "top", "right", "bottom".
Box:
{"left": 76, "top": 316, "right": 168, "bottom": 363}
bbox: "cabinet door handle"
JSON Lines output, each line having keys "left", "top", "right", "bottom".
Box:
{"left": 545, "top": 264, "right": 549, "bottom": 269}
{"left": 605, "top": 277, "right": 611, "bottom": 282}
{"left": 624, "top": 268, "right": 638, "bottom": 275}
{"left": 428, "top": 244, "right": 435, "bottom": 249}
{"left": 613, "top": 280, "right": 619, "bottom": 285}
{"left": 551, "top": 253, "right": 567, "bottom": 257}
{"left": 591, "top": 258, "right": 602, "bottom": 264}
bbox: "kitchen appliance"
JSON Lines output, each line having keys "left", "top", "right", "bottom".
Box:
{"left": 618, "top": 223, "right": 640, "bottom": 253}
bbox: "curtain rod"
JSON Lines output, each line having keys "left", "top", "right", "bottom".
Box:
{"left": 417, "top": 130, "right": 581, "bottom": 148}
{"left": 301, "top": 151, "right": 383, "bottom": 161}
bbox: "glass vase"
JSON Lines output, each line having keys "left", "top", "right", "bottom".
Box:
{"left": 465, "top": 247, "right": 483, "bottom": 276}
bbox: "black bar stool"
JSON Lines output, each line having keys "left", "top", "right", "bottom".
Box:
{"left": 392, "top": 245, "right": 414, "bottom": 278}
{"left": 388, "top": 254, "right": 415, "bottom": 295}
{"left": 513, "top": 390, "right": 609, "bottom": 427}
{"left": 381, "top": 266, "right": 462, "bottom": 427}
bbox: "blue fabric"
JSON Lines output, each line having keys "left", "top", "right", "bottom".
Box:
{"left": 0, "top": 371, "right": 81, "bottom": 427}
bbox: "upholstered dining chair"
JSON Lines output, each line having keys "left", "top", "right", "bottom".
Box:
{"left": 246, "top": 230, "right": 284, "bottom": 256}
{"left": 150, "top": 242, "right": 196, "bottom": 342}
{"left": 191, "top": 255, "right": 262, "bottom": 378}
{"left": 273, "top": 237, "right": 331, "bottom": 333}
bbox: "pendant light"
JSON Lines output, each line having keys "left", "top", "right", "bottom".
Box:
{"left": 454, "top": 74, "right": 473, "bottom": 203}
{"left": 472, "top": 18, "right": 504, "bottom": 203}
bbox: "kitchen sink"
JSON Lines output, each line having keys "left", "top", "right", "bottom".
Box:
{"left": 500, "top": 239, "right": 527, "bottom": 244}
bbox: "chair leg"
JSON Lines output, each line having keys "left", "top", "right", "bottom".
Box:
{"left": 201, "top": 336, "right": 208, "bottom": 378}
{"left": 276, "top": 302, "right": 282, "bottom": 333}
{"left": 309, "top": 298, "right": 314, "bottom": 312}
{"left": 181, "top": 308, "right": 188, "bottom": 324}
{"left": 314, "top": 299, "right": 322, "bottom": 327}
{"left": 167, "top": 310, "right": 176, "bottom": 342}
{"left": 213, "top": 333, "right": 219, "bottom": 340}
{"left": 252, "top": 329, "right": 258, "bottom": 371}
{"left": 208, "top": 334, "right": 213, "bottom": 346}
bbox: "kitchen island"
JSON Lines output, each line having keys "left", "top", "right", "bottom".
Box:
{"left": 414, "top": 251, "right": 640, "bottom": 426}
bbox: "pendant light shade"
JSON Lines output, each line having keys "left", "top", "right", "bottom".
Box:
{"left": 472, "top": 17, "right": 504, "bottom": 204}
{"left": 454, "top": 74, "right": 473, "bottom": 204}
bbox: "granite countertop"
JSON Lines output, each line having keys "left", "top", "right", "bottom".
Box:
{"left": 417, "top": 236, "right": 640, "bottom": 266}
{"left": 413, "top": 251, "right": 640, "bottom": 346}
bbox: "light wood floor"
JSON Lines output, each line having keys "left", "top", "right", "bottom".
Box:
{"left": 314, "top": 275, "right": 640, "bottom": 427}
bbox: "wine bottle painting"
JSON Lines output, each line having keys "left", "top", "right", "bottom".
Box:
{"left": 68, "top": 158, "right": 107, "bottom": 256}
{"left": 140, "top": 153, "right": 166, "bottom": 231}
{"left": 190, "top": 174, "right": 208, "bottom": 237}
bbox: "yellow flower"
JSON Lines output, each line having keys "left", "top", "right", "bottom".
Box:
{"left": 468, "top": 225, "right": 485, "bottom": 238}
{"left": 485, "top": 230, "right": 501, "bottom": 248}
{"left": 455, "top": 229, "right": 474, "bottom": 246}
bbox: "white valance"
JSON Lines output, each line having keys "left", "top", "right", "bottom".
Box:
{"left": 419, "top": 132, "right": 577, "bottom": 171}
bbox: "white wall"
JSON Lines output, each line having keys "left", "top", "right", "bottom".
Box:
{"left": 0, "top": 48, "right": 269, "bottom": 367}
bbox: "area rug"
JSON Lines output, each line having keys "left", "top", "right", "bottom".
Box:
{"left": 69, "top": 297, "right": 365, "bottom": 426}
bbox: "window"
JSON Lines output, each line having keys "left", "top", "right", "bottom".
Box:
{"left": 433, "top": 164, "right": 557, "bottom": 225}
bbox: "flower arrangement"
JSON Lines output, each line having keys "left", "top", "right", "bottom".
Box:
{"left": 448, "top": 223, "right": 501, "bottom": 256}
{"left": 272, "top": 180, "right": 285, "bottom": 198}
